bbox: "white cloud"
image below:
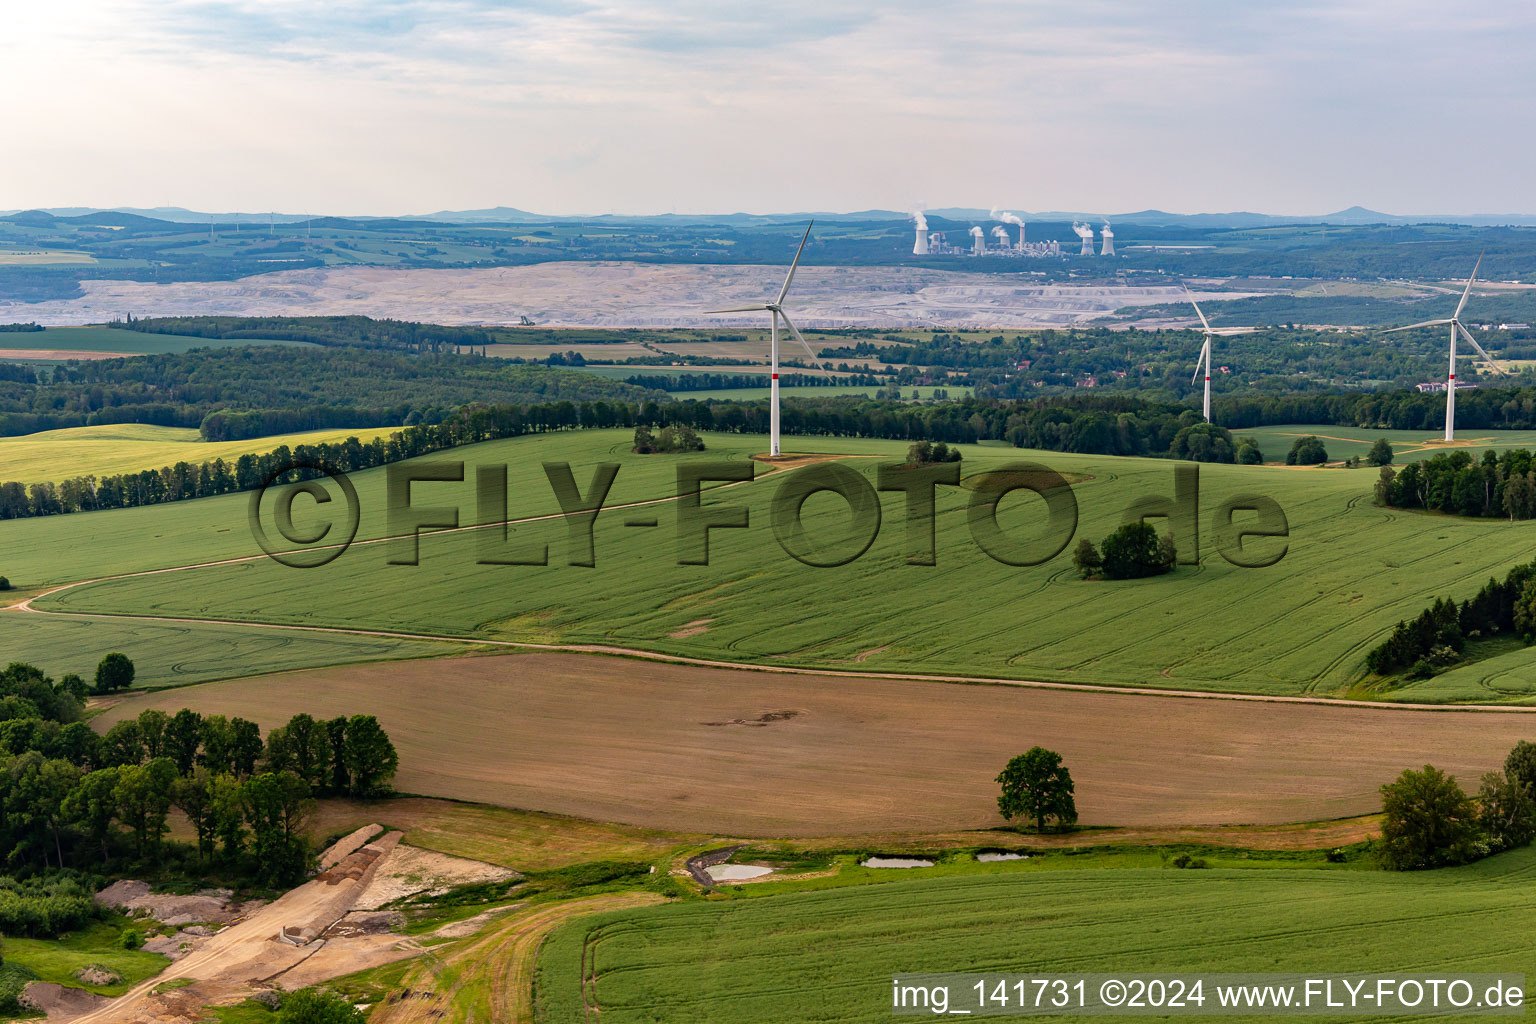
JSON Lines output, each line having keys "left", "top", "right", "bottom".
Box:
{"left": 2, "top": 0, "right": 1532, "bottom": 215}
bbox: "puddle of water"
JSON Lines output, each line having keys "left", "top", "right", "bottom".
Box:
{"left": 861, "top": 857, "right": 934, "bottom": 869}
{"left": 976, "top": 852, "right": 1030, "bottom": 862}
{"left": 705, "top": 864, "right": 774, "bottom": 882}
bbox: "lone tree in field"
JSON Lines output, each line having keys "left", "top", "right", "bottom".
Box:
{"left": 1098, "top": 521, "right": 1175, "bottom": 580}
{"left": 996, "top": 747, "right": 1078, "bottom": 833}
{"left": 1168, "top": 422, "right": 1236, "bottom": 463}
{"left": 1285, "top": 435, "right": 1329, "bottom": 466}
{"left": 1366, "top": 437, "right": 1395, "bottom": 466}
{"left": 1235, "top": 437, "right": 1264, "bottom": 465}
{"left": 1377, "top": 765, "right": 1479, "bottom": 870}
{"left": 94, "top": 652, "right": 135, "bottom": 694}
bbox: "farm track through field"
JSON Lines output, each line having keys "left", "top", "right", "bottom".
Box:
{"left": 369, "top": 893, "right": 663, "bottom": 1024}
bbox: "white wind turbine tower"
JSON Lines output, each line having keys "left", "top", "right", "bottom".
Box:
{"left": 705, "top": 222, "right": 816, "bottom": 457}
{"left": 1185, "top": 288, "right": 1258, "bottom": 423}
{"left": 1384, "top": 253, "right": 1506, "bottom": 442}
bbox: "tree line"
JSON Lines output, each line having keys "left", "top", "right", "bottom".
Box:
{"left": 1374, "top": 449, "right": 1536, "bottom": 520}
{"left": 1364, "top": 557, "right": 1536, "bottom": 677}
{"left": 0, "top": 659, "right": 398, "bottom": 900}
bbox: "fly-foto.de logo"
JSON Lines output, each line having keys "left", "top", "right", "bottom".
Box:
{"left": 247, "top": 460, "right": 1289, "bottom": 570}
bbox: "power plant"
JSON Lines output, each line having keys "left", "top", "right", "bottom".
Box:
{"left": 909, "top": 209, "right": 1136, "bottom": 259}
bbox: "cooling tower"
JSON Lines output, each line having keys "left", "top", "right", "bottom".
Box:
{"left": 913, "top": 227, "right": 929, "bottom": 255}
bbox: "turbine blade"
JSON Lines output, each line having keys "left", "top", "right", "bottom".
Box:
{"left": 776, "top": 221, "right": 814, "bottom": 305}
{"left": 779, "top": 310, "right": 817, "bottom": 361}
{"left": 1183, "top": 285, "right": 1211, "bottom": 332}
{"left": 704, "top": 305, "right": 772, "bottom": 314}
{"left": 1454, "top": 251, "right": 1484, "bottom": 320}
{"left": 1191, "top": 341, "right": 1207, "bottom": 385}
{"left": 1457, "top": 321, "right": 1508, "bottom": 374}
{"left": 1383, "top": 319, "right": 1453, "bottom": 333}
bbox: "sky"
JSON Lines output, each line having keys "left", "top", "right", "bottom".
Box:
{"left": 5, "top": 0, "right": 1534, "bottom": 217}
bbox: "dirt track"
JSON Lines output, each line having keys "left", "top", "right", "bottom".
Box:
{"left": 93, "top": 652, "right": 1536, "bottom": 837}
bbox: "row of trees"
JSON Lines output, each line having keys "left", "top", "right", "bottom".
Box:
{"left": 1378, "top": 741, "right": 1536, "bottom": 870}
{"left": 1375, "top": 448, "right": 1536, "bottom": 520}
{"left": 1365, "top": 559, "right": 1536, "bottom": 676}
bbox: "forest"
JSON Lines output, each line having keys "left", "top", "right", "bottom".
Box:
{"left": 0, "top": 657, "right": 398, "bottom": 904}
{"left": 0, "top": 347, "right": 659, "bottom": 438}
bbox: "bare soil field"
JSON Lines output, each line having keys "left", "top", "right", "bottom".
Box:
{"left": 95, "top": 652, "right": 1536, "bottom": 837}
{"left": 2, "top": 262, "right": 1248, "bottom": 329}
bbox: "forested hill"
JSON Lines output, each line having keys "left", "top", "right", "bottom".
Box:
{"left": 0, "top": 347, "right": 662, "bottom": 438}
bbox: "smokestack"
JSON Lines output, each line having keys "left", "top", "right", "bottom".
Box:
{"left": 1073, "top": 221, "right": 1095, "bottom": 256}
{"left": 970, "top": 226, "right": 985, "bottom": 256}
{"left": 991, "top": 209, "right": 1027, "bottom": 249}
{"left": 1099, "top": 222, "right": 1115, "bottom": 257}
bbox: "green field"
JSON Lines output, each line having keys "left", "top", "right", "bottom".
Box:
{"left": 2, "top": 919, "right": 170, "bottom": 998}
{"left": 534, "top": 847, "right": 1536, "bottom": 1024}
{"left": 0, "top": 422, "right": 401, "bottom": 484}
{"left": 1236, "top": 424, "right": 1536, "bottom": 465}
{"left": 0, "top": 612, "right": 460, "bottom": 689}
{"left": 10, "top": 427, "right": 1536, "bottom": 702}
{"left": 0, "top": 325, "right": 316, "bottom": 357}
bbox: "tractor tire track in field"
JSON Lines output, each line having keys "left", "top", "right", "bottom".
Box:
{"left": 369, "top": 893, "right": 663, "bottom": 1024}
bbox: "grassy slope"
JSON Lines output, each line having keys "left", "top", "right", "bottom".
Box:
{"left": 3, "top": 919, "right": 170, "bottom": 998}
{"left": 25, "top": 428, "right": 1536, "bottom": 702}
{"left": 0, "top": 422, "right": 400, "bottom": 484}
{"left": 535, "top": 848, "right": 1536, "bottom": 1024}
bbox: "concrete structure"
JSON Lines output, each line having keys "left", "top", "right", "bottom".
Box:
{"left": 1100, "top": 224, "right": 1115, "bottom": 256}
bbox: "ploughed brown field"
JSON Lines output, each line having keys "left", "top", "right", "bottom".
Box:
{"left": 96, "top": 652, "right": 1536, "bottom": 836}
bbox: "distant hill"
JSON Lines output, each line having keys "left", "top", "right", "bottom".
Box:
{"left": 4, "top": 204, "right": 1535, "bottom": 229}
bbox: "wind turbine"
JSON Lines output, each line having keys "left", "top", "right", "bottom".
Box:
{"left": 1384, "top": 253, "right": 1506, "bottom": 442}
{"left": 705, "top": 221, "right": 816, "bottom": 457}
{"left": 1184, "top": 288, "right": 1258, "bottom": 422}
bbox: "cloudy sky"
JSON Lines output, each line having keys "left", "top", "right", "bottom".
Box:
{"left": 5, "top": 0, "right": 1533, "bottom": 216}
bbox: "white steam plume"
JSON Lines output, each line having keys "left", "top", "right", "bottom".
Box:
{"left": 911, "top": 210, "right": 928, "bottom": 230}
